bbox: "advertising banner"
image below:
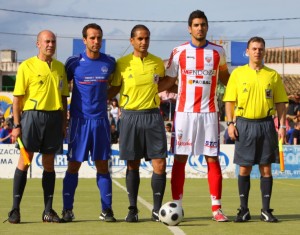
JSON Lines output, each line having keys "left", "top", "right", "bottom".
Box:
{"left": 247, "top": 145, "right": 300, "bottom": 178}
{"left": 231, "top": 41, "right": 248, "bottom": 66}
{"left": 1, "top": 144, "right": 235, "bottom": 179}
{"left": 2, "top": 141, "right": 299, "bottom": 179}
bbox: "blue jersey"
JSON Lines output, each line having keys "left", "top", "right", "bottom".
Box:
{"left": 0, "top": 128, "right": 11, "bottom": 144}
{"left": 65, "top": 52, "right": 116, "bottom": 119}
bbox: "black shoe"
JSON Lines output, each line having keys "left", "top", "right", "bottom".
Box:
{"left": 125, "top": 206, "right": 138, "bottom": 222}
{"left": 260, "top": 209, "right": 278, "bottom": 222}
{"left": 62, "top": 209, "right": 75, "bottom": 222}
{"left": 234, "top": 207, "right": 251, "bottom": 222}
{"left": 99, "top": 208, "right": 117, "bottom": 222}
{"left": 4, "top": 208, "right": 21, "bottom": 224}
{"left": 151, "top": 210, "right": 160, "bottom": 222}
{"left": 42, "top": 209, "right": 61, "bottom": 223}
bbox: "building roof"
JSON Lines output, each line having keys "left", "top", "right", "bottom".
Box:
{"left": 263, "top": 47, "right": 300, "bottom": 96}
{"left": 265, "top": 47, "right": 300, "bottom": 63}
{"left": 282, "top": 74, "right": 300, "bottom": 96}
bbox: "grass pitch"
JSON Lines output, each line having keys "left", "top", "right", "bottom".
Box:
{"left": 0, "top": 177, "right": 299, "bottom": 235}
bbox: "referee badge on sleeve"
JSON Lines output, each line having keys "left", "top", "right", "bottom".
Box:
{"left": 265, "top": 89, "right": 272, "bottom": 99}
{"left": 153, "top": 74, "right": 159, "bottom": 84}
{"left": 59, "top": 78, "right": 63, "bottom": 90}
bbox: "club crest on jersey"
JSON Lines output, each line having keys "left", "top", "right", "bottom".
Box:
{"left": 101, "top": 66, "right": 108, "bottom": 73}
{"left": 204, "top": 56, "right": 213, "bottom": 67}
{"left": 205, "top": 56, "right": 212, "bottom": 63}
{"left": 153, "top": 74, "right": 159, "bottom": 84}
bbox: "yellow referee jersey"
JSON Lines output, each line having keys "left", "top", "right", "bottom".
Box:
{"left": 111, "top": 53, "right": 165, "bottom": 110}
{"left": 13, "top": 56, "right": 69, "bottom": 111}
{"left": 223, "top": 64, "right": 288, "bottom": 119}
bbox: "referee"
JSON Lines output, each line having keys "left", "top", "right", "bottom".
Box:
{"left": 109, "top": 24, "right": 167, "bottom": 222}
{"left": 223, "top": 36, "right": 288, "bottom": 223}
{"left": 6, "top": 30, "right": 69, "bottom": 223}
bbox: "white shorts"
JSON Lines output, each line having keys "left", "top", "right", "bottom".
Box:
{"left": 173, "top": 112, "right": 219, "bottom": 156}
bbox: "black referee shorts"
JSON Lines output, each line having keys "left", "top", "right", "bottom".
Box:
{"left": 119, "top": 108, "right": 168, "bottom": 161}
{"left": 21, "top": 110, "right": 63, "bottom": 154}
{"left": 234, "top": 116, "right": 279, "bottom": 166}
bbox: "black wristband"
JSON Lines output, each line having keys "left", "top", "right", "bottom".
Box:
{"left": 13, "top": 124, "right": 21, "bottom": 129}
{"left": 226, "top": 121, "right": 235, "bottom": 126}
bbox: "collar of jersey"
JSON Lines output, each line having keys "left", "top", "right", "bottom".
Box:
{"left": 189, "top": 40, "right": 208, "bottom": 49}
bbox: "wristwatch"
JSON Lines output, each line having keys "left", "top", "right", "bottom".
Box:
{"left": 226, "top": 121, "right": 235, "bottom": 126}
{"left": 13, "top": 124, "right": 21, "bottom": 129}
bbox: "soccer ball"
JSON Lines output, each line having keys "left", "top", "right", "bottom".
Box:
{"left": 159, "top": 201, "right": 184, "bottom": 226}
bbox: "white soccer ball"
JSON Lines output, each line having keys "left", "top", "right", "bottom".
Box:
{"left": 159, "top": 201, "right": 184, "bottom": 226}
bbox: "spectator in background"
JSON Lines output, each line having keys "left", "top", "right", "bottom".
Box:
{"left": 286, "top": 127, "right": 295, "bottom": 144}
{"left": 284, "top": 110, "right": 300, "bottom": 144}
{"left": 159, "top": 90, "right": 177, "bottom": 121}
{"left": 286, "top": 94, "right": 300, "bottom": 128}
{"left": 107, "top": 99, "right": 112, "bottom": 123}
{"left": 292, "top": 122, "right": 300, "bottom": 145}
{"left": 273, "top": 114, "right": 290, "bottom": 132}
{"left": 6, "top": 117, "right": 13, "bottom": 133}
{"left": 109, "top": 98, "right": 119, "bottom": 127}
{"left": 0, "top": 117, "right": 5, "bottom": 130}
{"left": 0, "top": 119, "right": 12, "bottom": 144}
{"left": 110, "top": 123, "right": 119, "bottom": 144}
{"left": 165, "top": 122, "right": 172, "bottom": 152}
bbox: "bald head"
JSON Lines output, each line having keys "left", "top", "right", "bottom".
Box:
{"left": 37, "top": 30, "right": 56, "bottom": 42}
{"left": 36, "top": 30, "right": 56, "bottom": 61}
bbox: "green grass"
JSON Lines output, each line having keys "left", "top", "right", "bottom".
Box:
{"left": 0, "top": 178, "right": 299, "bottom": 235}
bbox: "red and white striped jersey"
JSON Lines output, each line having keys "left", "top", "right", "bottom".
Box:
{"left": 166, "top": 41, "right": 228, "bottom": 113}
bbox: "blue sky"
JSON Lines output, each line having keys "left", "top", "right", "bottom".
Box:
{"left": 0, "top": 0, "right": 300, "bottom": 62}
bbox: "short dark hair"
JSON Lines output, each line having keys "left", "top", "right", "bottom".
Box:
{"left": 188, "top": 10, "right": 208, "bottom": 27}
{"left": 247, "top": 36, "right": 265, "bottom": 48}
{"left": 130, "top": 24, "right": 150, "bottom": 38}
{"left": 82, "top": 23, "right": 103, "bottom": 38}
{"left": 165, "top": 123, "right": 172, "bottom": 128}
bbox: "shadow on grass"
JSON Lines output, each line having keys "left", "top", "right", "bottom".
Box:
{"left": 9, "top": 214, "right": 299, "bottom": 225}
{"left": 276, "top": 214, "right": 300, "bottom": 222}
{"left": 60, "top": 219, "right": 125, "bottom": 223}
{"left": 181, "top": 214, "right": 300, "bottom": 224}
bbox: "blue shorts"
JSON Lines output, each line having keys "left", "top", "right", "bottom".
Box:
{"left": 67, "top": 117, "right": 111, "bottom": 162}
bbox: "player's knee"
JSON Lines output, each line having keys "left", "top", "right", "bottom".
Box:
{"left": 67, "top": 161, "right": 81, "bottom": 174}
{"left": 174, "top": 154, "right": 188, "bottom": 163}
{"left": 127, "top": 160, "right": 140, "bottom": 170}
{"left": 152, "top": 158, "right": 166, "bottom": 174}
{"left": 96, "top": 164, "right": 109, "bottom": 174}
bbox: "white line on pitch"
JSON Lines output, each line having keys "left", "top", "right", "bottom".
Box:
{"left": 112, "top": 179, "right": 186, "bottom": 235}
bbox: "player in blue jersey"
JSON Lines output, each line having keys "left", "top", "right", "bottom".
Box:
{"left": 61, "top": 23, "right": 116, "bottom": 222}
